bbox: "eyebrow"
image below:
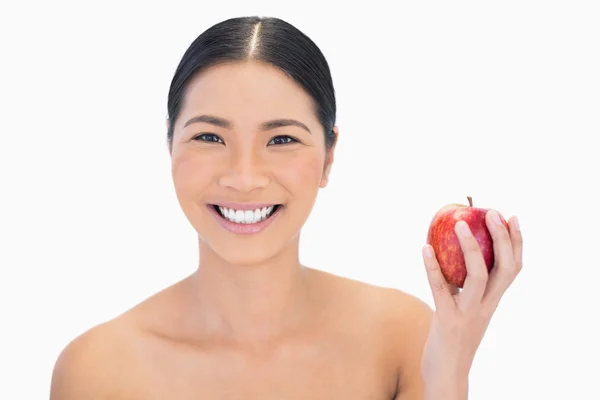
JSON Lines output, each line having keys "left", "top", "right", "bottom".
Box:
{"left": 183, "top": 114, "right": 312, "bottom": 134}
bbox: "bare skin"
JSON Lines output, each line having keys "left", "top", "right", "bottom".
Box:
{"left": 51, "top": 269, "right": 432, "bottom": 399}
{"left": 50, "top": 60, "right": 434, "bottom": 399}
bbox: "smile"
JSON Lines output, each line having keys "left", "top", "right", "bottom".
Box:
{"left": 212, "top": 204, "right": 281, "bottom": 224}
{"left": 207, "top": 203, "right": 284, "bottom": 235}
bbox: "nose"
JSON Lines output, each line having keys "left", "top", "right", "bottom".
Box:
{"left": 218, "top": 151, "right": 271, "bottom": 192}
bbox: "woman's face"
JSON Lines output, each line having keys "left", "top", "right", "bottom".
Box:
{"left": 169, "top": 61, "right": 336, "bottom": 266}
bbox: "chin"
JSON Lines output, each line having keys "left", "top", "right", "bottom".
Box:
{"left": 192, "top": 204, "right": 298, "bottom": 267}
{"left": 202, "top": 238, "right": 293, "bottom": 267}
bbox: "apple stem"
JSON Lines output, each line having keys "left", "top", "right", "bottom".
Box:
{"left": 467, "top": 196, "right": 473, "bottom": 207}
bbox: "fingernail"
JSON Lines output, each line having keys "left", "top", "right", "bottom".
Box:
{"left": 456, "top": 220, "right": 471, "bottom": 236}
{"left": 514, "top": 216, "right": 520, "bottom": 231}
{"left": 490, "top": 210, "right": 502, "bottom": 226}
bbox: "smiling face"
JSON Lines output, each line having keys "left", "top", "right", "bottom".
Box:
{"left": 169, "top": 61, "right": 336, "bottom": 266}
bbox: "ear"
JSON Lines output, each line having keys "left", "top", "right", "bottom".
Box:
{"left": 320, "top": 126, "right": 339, "bottom": 188}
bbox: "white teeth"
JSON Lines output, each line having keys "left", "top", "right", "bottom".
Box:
{"left": 234, "top": 210, "right": 244, "bottom": 223}
{"left": 218, "top": 205, "right": 277, "bottom": 224}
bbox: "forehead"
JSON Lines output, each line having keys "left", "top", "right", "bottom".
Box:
{"left": 180, "top": 61, "right": 317, "bottom": 127}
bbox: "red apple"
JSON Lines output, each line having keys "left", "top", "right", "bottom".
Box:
{"left": 426, "top": 196, "right": 508, "bottom": 288}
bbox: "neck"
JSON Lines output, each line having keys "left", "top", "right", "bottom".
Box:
{"left": 189, "top": 238, "right": 314, "bottom": 344}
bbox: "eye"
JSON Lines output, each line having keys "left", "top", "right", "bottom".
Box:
{"left": 193, "top": 133, "right": 224, "bottom": 144}
{"left": 268, "top": 135, "right": 299, "bottom": 146}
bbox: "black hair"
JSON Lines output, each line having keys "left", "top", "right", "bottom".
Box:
{"left": 166, "top": 16, "right": 337, "bottom": 150}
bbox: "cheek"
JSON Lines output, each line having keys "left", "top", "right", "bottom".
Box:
{"left": 275, "top": 150, "right": 325, "bottom": 190}
{"left": 171, "top": 152, "right": 214, "bottom": 194}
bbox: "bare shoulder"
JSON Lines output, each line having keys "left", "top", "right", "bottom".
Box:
{"left": 312, "top": 267, "right": 433, "bottom": 327}
{"left": 379, "top": 286, "right": 433, "bottom": 337}
{"left": 372, "top": 284, "right": 433, "bottom": 398}
{"left": 49, "top": 278, "right": 188, "bottom": 399}
{"left": 312, "top": 267, "right": 433, "bottom": 347}
{"left": 378, "top": 286, "right": 433, "bottom": 399}
{"left": 313, "top": 268, "right": 433, "bottom": 398}
{"left": 50, "top": 316, "right": 141, "bottom": 399}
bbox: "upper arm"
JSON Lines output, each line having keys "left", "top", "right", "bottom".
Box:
{"left": 382, "top": 289, "right": 433, "bottom": 400}
{"left": 50, "top": 324, "right": 124, "bottom": 400}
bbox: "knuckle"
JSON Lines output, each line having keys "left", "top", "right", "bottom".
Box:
{"left": 496, "top": 227, "right": 511, "bottom": 242}
{"left": 511, "top": 224, "right": 523, "bottom": 238}
{"left": 504, "top": 259, "right": 521, "bottom": 274}
{"left": 469, "top": 272, "right": 489, "bottom": 286}
{"left": 514, "top": 230, "right": 523, "bottom": 242}
{"left": 497, "top": 263, "right": 518, "bottom": 281}
{"left": 463, "top": 237, "right": 481, "bottom": 253}
{"left": 510, "top": 236, "right": 523, "bottom": 251}
{"left": 425, "top": 261, "right": 439, "bottom": 272}
{"left": 515, "top": 261, "right": 523, "bottom": 273}
{"left": 431, "top": 280, "right": 446, "bottom": 293}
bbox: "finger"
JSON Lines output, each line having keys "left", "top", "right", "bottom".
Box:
{"left": 448, "top": 283, "right": 460, "bottom": 297}
{"left": 422, "top": 245, "right": 457, "bottom": 314}
{"left": 454, "top": 220, "right": 488, "bottom": 310}
{"left": 509, "top": 216, "right": 523, "bottom": 273}
{"left": 482, "top": 211, "right": 520, "bottom": 305}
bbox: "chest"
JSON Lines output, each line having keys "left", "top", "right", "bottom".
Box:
{"left": 130, "top": 333, "right": 397, "bottom": 399}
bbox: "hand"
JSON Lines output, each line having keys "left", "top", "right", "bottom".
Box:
{"left": 420, "top": 210, "right": 523, "bottom": 397}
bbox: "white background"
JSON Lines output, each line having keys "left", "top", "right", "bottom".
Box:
{"left": 1, "top": 0, "right": 599, "bottom": 398}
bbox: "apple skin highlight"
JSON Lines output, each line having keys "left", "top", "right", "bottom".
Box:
{"left": 426, "top": 197, "right": 508, "bottom": 288}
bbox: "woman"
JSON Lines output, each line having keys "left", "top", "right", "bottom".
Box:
{"left": 50, "top": 16, "right": 522, "bottom": 399}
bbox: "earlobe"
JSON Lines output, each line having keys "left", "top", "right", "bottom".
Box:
{"left": 319, "top": 176, "right": 329, "bottom": 188}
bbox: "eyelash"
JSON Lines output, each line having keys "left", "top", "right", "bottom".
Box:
{"left": 193, "top": 133, "right": 224, "bottom": 144}
{"left": 268, "top": 135, "right": 298, "bottom": 146}
{"left": 192, "top": 134, "right": 299, "bottom": 146}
